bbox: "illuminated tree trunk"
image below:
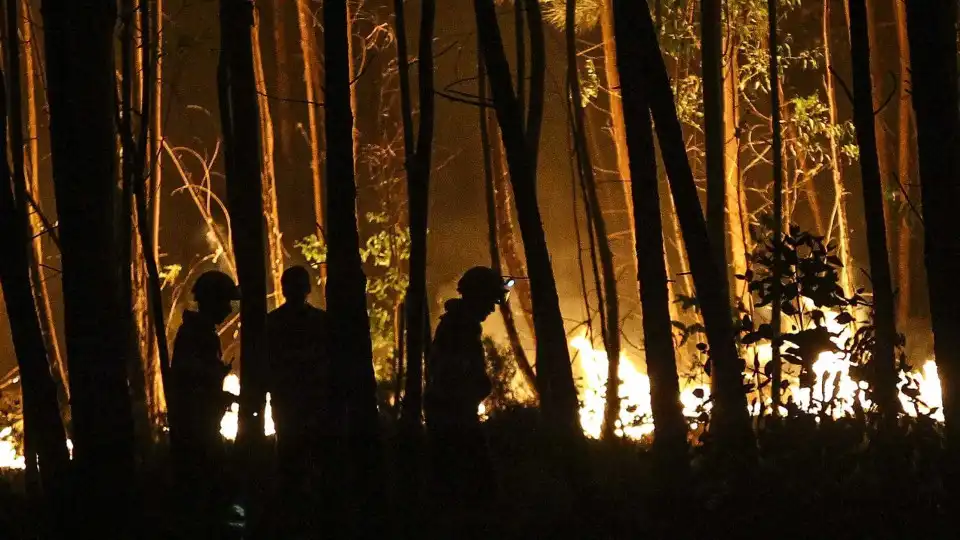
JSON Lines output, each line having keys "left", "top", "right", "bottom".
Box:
{"left": 905, "top": 0, "right": 960, "bottom": 473}
{"left": 324, "top": 0, "right": 384, "bottom": 530}
{"left": 271, "top": 0, "right": 293, "bottom": 161}
{"left": 297, "top": 0, "right": 324, "bottom": 242}
{"left": 474, "top": 0, "right": 581, "bottom": 436}
{"left": 41, "top": 0, "right": 137, "bottom": 532}
{"left": 847, "top": 0, "right": 898, "bottom": 422}
{"left": 252, "top": 9, "right": 284, "bottom": 309}
{"left": 565, "top": 0, "right": 622, "bottom": 441}
{"left": 613, "top": 0, "right": 752, "bottom": 452}
{"left": 0, "top": 4, "right": 70, "bottom": 519}
{"left": 723, "top": 32, "right": 749, "bottom": 303}
{"left": 479, "top": 49, "right": 538, "bottom": 395}
{"left": 823, "top": 0, "right": 855, "bottom": 298}
{"left": 150, "top": 0, "right": 163, "bottom": 262}
{"left": 20, "top": 0, "right": 69, "bottom": 426}
{"left": 893, "top": 0, "right": 915, "bottom": 326}
{"left": 598, "top": 0, "right": 638, "bottom": 291}
{"left": 217, "top": 0, "right": 268, "bottom": 447}
{"left": 613, "top": 35, "right": 687, "bottom": 462}
{"left": 769, "top": 0, "right": 785, "bottom": 412}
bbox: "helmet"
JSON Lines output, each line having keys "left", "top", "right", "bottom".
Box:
{"left": 192, "top": 271, "right": 240, "bottom": 303}
{"left": 281, "top": 266, "right": 312, "bottom": 299}
{"left": 457, "top": 266, "right": 509, "bottom": 304}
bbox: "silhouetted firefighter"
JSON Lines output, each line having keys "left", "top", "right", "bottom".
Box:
{"left": 424, "top": 266, "right": 512, "bottom": 533}
{"left": 266, "top": 266, "right": 340, "bottom": 534}
{"left": 169, "top": 270, "right": 239, "bottom": 535}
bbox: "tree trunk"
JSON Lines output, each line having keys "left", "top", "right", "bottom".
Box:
{"left": 271, "top": 0, "right": 293, "bottom": 161}
{"left": 217, "top": 0, "right": 268, "bottom": 448}
{"left": 474, "top": 0, "right": 581, "bottom": 436}
{"left": 297, "top": 0, "right": 324, "bottom": 242}
{"left": 0, "top": 10, "right": 70, "bottom": 525}
{"left": 893, "top": 0, "right": 915, "bottom": 326}
{"left": 905, "top": 0, "right": 960, "bottom": 482}
{"left": 769, "top": 0, "right": 785, "bottom": 413}
{"left": 847, "top": 0, "right": 899, "bottom": 422}
{"left": 252, "top": 9, "right": 285, "bottom": 309}
{"left": 150, "top": 0, "right": 163, "bottom": 262}
{"left": 41, "top": 0, "right": 137, "bottom": 532}
{"left": 395, "top": 0, "right": 436, "bottom": 428}
{"left": 823, "top": 0, "right": 855, "bottom": 297}
{"left": 324, "top": 0, "right": 384, "bottom": 531}
{"left": 723, "top": 30, "right": 749, "bottom": 304}
{"left": 479, "top": 47, "right": 538, "bottom": 395}
{"left": 20, "top": 0, "right": 69, "bottom": 428}
{"left": 565, "top": 0, "right": 622, "bottom": 441}
{"left": 864, "top": 0, "right": 897, "bottom": 257}
{"left": 612, "top": 0, "right": 752, "bottom": 452}
{"left": 702, "top": 0, "right": 730, "bottom": 305}
{"left": 614, "top": 34, "right": 687, "bottom": 462}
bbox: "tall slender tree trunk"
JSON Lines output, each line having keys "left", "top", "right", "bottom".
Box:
{"left": 893, "top": 0, "right": 914, "bottom": 325}
{"left": 823, "top": 0, "right": 855, "bottom": 297}
{"left": 20, "top": 0, "right": 69, "bottom": 427}
{"left": 41, "top": 0, "right": 137, "bottom": 533}
{"left": 0, "top": 5, "right": 70, "bottom": 526}
{"left": 614, "top": 29, "right": 687, "bottom": 463}
{"left": 613, "top": 0, "right": 752, "bottom": 453}
{"left": 324, "top": 0, "right": 384, "bottom": 531}
{"left": 271, "top": 0, "right": 293, "bottom": 161}
{"left": 252, "top": 9, "right": 284, "bottom": 309}
{"left": 847, "top": 0, "right": 898, "bottom": 422}
{"left": 723, "top": 31, "right": 749, "bottom": 303}
{"left": 702, "top": 0, "right": 730, "bottom": 305}
{"left": 479, "top": 49, "right": 538, "bottom": 395}
{"left": 218, "top": 0, "right": 268, "bottom": 448}
{"left": 565, "top": 0, "right": 622, "bottom": 441}
{"left": 769, "top": 0, "right": 785, "bottom": 413}
{"left": 474, "top": 0, "right": 581, "bottom": 436}
{"left": 297, "top": 0, "right": 324, "bottom": 241}
{"left": 905, "top": 0, "right": 960, "bottom": 485}
{"left": 150, "top": 0, "right": 163, "bottom": 263}
{"left": 395, "top": 0, "right": 436, "bottom": 427}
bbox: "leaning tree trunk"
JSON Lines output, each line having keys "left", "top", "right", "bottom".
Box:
{"left": 395, "top": 0, "right": 436, "bottom": 428}
{"left": 217, "top": 0, "right": 268, "bottom": 448}
{"left": 0, "top": 31, "right": 70, "bottom": 526}
{"left": 474, "top": 0, "right": 581, "bottom": 437}
{"left": 565, "top": 0, "right": 622, "bottom": 441}
{"left": 323, "top": 0, "right": 384, "bottom": 532}
{"left": 41, "top": 0, "right": 137, "bottom": 533}
{"left": 822, "top": 0, "right": 855, "bottom": 298}
{"left": 847, "top": 0, "right": 898, "bottom": 423}
{"left": 19, "top": 0, "right": 69, "bottom": 428}
{"left": 905, "top": 0, "right": 960, "bottom": 482}
{"left": 612, "top": 0, "right": 752, "bottom": 454}
{"left": 613, "top": 26, "right": 687, "bottom": 463}
{"left": 479, "top": 45, "right": 538, "bottom": 396}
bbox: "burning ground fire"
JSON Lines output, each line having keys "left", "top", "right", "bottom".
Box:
{"left": 0, "top": 312, "right": 945, "bottom": 468}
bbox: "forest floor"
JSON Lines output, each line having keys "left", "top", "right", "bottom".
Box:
{"left": 0, "top": 405, "right": 951, "bottom": 538}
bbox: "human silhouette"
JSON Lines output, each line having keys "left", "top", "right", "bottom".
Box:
{"left": 266, "top": 266, "right": 337, "bottom": 534}
{"left": 424, "top": 266, "right": 512, "bottom": 533}
{"left": 169, "top": 270, "right": 239, "bottom": 536}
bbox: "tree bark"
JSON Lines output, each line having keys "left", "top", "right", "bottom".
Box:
{"left": 823, "top": 0, "right": 855, "bottom": 297}
{"left": 41, "top": 0, "right": 137, "bottom": 532}
{"left": 474, "top": 0, "right": 581, "bottom": 437}
{"left": 150, "top": 0, "right": 163, "bottom": 262}
{"left": 20, "top": 0, "right": 69, "bottom": 428}
{"left": 612, "top": 0, "right": 752, "bottom": 452}
{"left": 251, "top": 8, "right": 285, "bottom": 309}
{"left": 769, "top": 0, "right": 785, "bottom": 413}
{"left": 847, "top": 0, "right": 899, "bottom": 422}
{"left": 723, "top": 30, "right": 749, "bottom": 303}
{"left": 0, "top": 7, "right": 70, "bottom": 525}
{"left": 297, "top": 0, "right": 324, "bottom": 242}
{"left": 324, "top": 0, "right": 384, "bottom": 531}
{"left": 893, "top": 0, "right": 914, "bottom": 326}
{"left": 905, "top": 0, "right": 960, "bottom": 481}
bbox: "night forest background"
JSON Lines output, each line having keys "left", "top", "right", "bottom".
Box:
{"left": 0, "top": 0, "right": 958, "bottom": 537}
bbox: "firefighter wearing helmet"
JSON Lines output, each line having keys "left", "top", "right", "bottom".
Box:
{"left": 424, "top": 266, "right": 513, "bottom": 534}
{"left": 169, "top": 270, "right": 239, "bottom": 535}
